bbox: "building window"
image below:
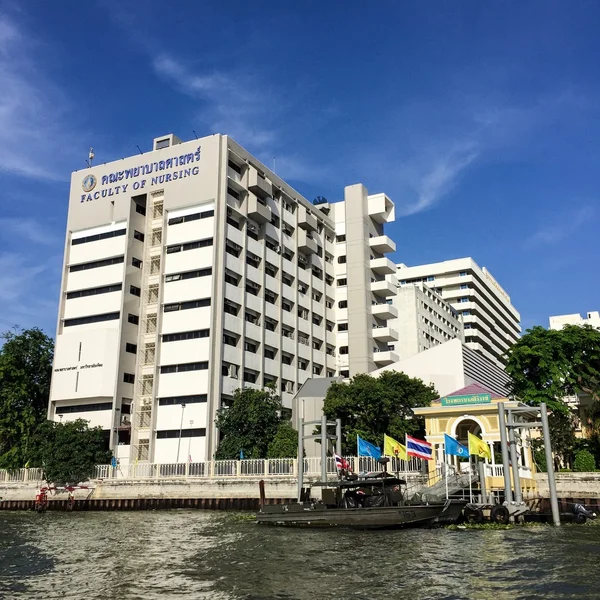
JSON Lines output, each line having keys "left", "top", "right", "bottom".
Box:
{"left": 298, "top": 307, "right": 309, "bottom": 320}
{"left": 340, "top": 370, "right": 349, "bottom": 378}
{"left": 312, "top": 314, "right": 322, "bottom": 325}
{"left": 160, "top": 362, "right": 209, "bottom": 374}
{"left": 156, "top": 428, "right": 206, "bottom": 439}
{"left": 298, "top": 359, "right": 308, "bottom": 371}
{"left": 282, "top": 327, "right": 294, "bottom": 340}
{"left": 167, "top": 238, "right": 213, "bottom": 253}
{"left": 223, "top": 332, "right": 238, "bottom": 346}
{"left": 459, "top": 297, "right": 469, "bottom": 303}
{"left": 224, "top": 271, "right": 240, "bottom": 286}
{"left": 72, "top": 228, "right": 126, "bottom": 246}
{"left": 225, "top": 240, "right": 242, "bottom": 258}
{"left": 69, "top": 255, "right": 124, "bottom": 273}
{"left": 459, "top": 271, "right": 467, "bottom": 277}
{"left": 168, "top": 210, "right": 214, "bottom": 226}
{"left": 339, "top": 346, "right": 349, "bottom": 355}
{"left": 265, "top": 262, "right": 278, "bottom": 278}
{"left": 123, "top": 373, "right": 135, "bottom": 384}
{"left": 264, "top": 347, "right": 277, "bottom": 360}
{"left": 158, "top": 395, "right": 207, "bottom": 406}
{"left": 265, "top": 290, "right": 278, "bottom": 305}
{"left": 313, "top": 364, "right": 323, "bottom": 375}
{"left": 128, "top": 314, "right": 139, "bottom": 325}
{"left": 164, "top": 298, "right": 211, "bottom": 312}
{"left": 245, "top": 281, "right": 261, "bottom": 296}
{"left": 462, "top": 310, "right": 471, "bottom": 316}
{"left": 246, "top": 252, "right": 261, "bottom": 269}
{"left": 460, "top": 284, "right": 468, "bottom": 290}
{"left": 326, "top": 321, "right": 334, "bottom": 332}
{"left": 125, "top": 343, "right": 137, "bottom": 354}
{"left": 265, "top": 318, "right": 277, "bottom": 332}
{"left": 338, "top": 323, "right": 348, "bottom": 332}
{"left": 56, "top": 402, "right": 113, "bottom": 414}
{"left": 243, "top": 369, "right": 258, "bottom": 384}
{"left": 132, "top": 257, "right": 142, "bottom": 268}
{"left": 165, "top": 268, "right": 212, "bottom": 282}
{"left": 64, "top": 312, "right": 120, "bottom": 327}
{"left": 223, "top": 300, "right": 240, "bottom": 316}
{"left": 135, "top": 203, "right": 146, "bottom": 216}
{"left": 245, "top": 340, "right": 258, "bottom": 354}
{"left": 282, "top": 300, "right": 294, "bottom": 313}
{"left": 66, "top": 283, "right": 122, "bottom": 300}
{"left": 129, "top": 285, "right": 141, "bottom": 297}
{"left": 163, "top": 330, "right": 210, "bottom": 342}
{"left": 427, "top": 276, "right": 435, "bottom": 282}
{"left": 337, "top": 278, "right": 347, "bottom": 287}
{"left": 134, "top": 230, "right": 145, "bottom": 242}
{"left": 228, "top": 159, "right": 242, "bottom": 174}
{"left": 282, "top": 274, "right": 294, "bottom": 287}
{"left": 336, "top": 235, "right": 346, "bottom": 243}
{"left": 312, "top": 267, "right": 323, "bottom": 280}
{"left": 312, "top": 338, "right": 323, "bottom": 350}
{"left": 338, "top": 300, "right": 348, "bottom": 309}
{"left": 338, "top": 256, "right": 347, "bottom": 264}
{"left": 282, "top": 353, "right": 293, "bottom": 365}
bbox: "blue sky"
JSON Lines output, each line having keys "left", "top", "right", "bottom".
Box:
{"left": 1, "top": 1, "right": 599, "bottom": 336}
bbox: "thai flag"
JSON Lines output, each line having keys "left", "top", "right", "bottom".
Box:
{"left": 334, "top": 452, "right": 351, "bottom": 471}
{"left": 406, "top": 435, "right": 433, "bottom": 460}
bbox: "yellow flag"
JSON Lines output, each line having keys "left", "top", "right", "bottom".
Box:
{"left": 468, "top": 432, "right": 491, "bottom": 460}
{"left": 384, "top": 434, "right": 407, "bottom": 461}
{"left": 24, "top": 460, "right": 31, "bottom": 469}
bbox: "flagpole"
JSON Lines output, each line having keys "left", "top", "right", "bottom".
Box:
{"left": 404, "top": 433, "right": 408, "bottom": 497}
{"left": 469, "top": 454, "right": 473, "bottom": 504}
{"left": 444, "top": 445, "right": 449, "bottom": 500}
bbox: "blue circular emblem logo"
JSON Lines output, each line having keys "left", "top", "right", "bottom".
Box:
{"left": 82, "top": 174, "right": 97, "bottom": 192}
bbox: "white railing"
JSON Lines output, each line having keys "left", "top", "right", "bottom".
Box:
{"left": 484, "top": 464, "right": 534, "bottom": 480}
{"left": 1, "top": 457, "right": 424, "bottom": 484}
{"left": 0, "top": 468, "right": 45, "bottom": 483}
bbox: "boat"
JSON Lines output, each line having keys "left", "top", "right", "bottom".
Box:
{"left": 256, "top": 472, "right": 466, "bottom": 529}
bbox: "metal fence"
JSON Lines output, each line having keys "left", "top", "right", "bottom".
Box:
{"left": 0, "top": 457, "right": 424, "bottom": 484}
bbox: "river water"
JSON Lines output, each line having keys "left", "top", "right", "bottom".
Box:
{"left": 1, "top": 510, "right": 599, "bottom": 600}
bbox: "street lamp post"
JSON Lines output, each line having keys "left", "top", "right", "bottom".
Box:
{"left": 176, "top": 403, "right": 186, "bottom": 464}
{"left": 187, "top": 420, "right": 194, "bottom": 463}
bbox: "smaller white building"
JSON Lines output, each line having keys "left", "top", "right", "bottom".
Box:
{"left": 388, "top": 282, "right": 463, "bottom": 360}
{"left": 549, "top": 311, "right": 600, "bottom": 330}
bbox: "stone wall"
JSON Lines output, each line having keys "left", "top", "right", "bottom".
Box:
{"left": 534, "top": 472, "right": 600, "bottom": 499}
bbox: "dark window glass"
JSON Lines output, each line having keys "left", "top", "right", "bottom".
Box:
{"left": 125, "top": 343, "right": 137, "bottom": 354}
{"left": 160, "top": 362, "right": 209, "bottom": 374}
{"left": 168, "top": 210, "right": 214, "bottom": 225}
{"left": 69, "top": 255, "right": 124, "bottom": 273}
{"left": 64, "top": 312, "right": 120, "bottom": 327}
{"left": 129, "top": 285, "right": 141, "bottom": 297}
{"left": 158, "top": 395, "right": 208, "bottom": 406}
{"left": 132, "top": 257, "right": 142, "bottom": 268}
{"left": 134, "top": 230, "right": 145, "bottom": 242}
{"left": 135, "top": 204, "right": 146, "bottom": 216}
{"left": 56, "top": 402, "right": 112, "bottom": 414}
{"left": 163, "top": 298, "right": 211, "bottom": 312}
{"left": 162, "top": 329, "right": 209, "bottom": 342}
{"left": 123, "top": 373, "right": 135, "bottom": 384}
{"left": 165, "top": 268, "right": 212, "bottom": 282}
{"left": 71, "top": 228, "right": 126, "bottom": 246}
{"left": 156, "top": 428, "right": 206, "bottom": 439}
{"left": 128, "top": 314, "right": 139, "bottom": 325}
{"left": 66, "top": 283, "right": 122, "bottom": 300}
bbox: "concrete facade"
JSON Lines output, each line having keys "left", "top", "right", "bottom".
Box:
{"left": 549, "top": 310, "right": 600, "bottom": 330}
{"left": 395, "top": 258, "right": 521, "bottom": 368}
{"left": 48, "top": 133, "right": 397, "bottom": 465}
{"left": 389, "top": 282, "right": 463, "bottom": 360}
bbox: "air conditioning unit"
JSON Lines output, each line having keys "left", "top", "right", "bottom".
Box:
{"left": 285, "top": 382, "right": 294, "bottom": 394}
{"left": 275, "top": 245, "right": 282, "bottom": 254}
{"left": 227, "top": 207, "right": 233, "bottom": 216}
{"left": 228, "top": 365, "right": 239, "bottom": 379}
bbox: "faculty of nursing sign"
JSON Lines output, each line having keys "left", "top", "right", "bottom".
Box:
{"left": 80, "top": 146, "right": 201, "bottom": 203}
{"left": 440, "top": 393, "right": 492, "bottom": 407}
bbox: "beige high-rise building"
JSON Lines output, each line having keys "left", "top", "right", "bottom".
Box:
{"left": 47, "top": 133, "right": 397, "bottom": 464}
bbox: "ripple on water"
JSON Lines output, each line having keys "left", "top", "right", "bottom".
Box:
{"left": 1, "top": 512, "right": 600, "bottom": 599}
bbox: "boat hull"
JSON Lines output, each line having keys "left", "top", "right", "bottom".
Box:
{"left": 257, "top": 502, "right": 460, "bottom": 529}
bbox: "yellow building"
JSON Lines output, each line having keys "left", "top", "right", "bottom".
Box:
{"left": 413, "top": 383, "right": 538, "bottom": 498}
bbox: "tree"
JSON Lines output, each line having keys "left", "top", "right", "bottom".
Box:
{"left": 322, "top": 371, "right": 437, "bottom": 455}
{"left": 27, "top": 419, "right": 112, "bottom": 484}
{"left": 0, "top": 328, "right": 54, "bottom": 469}
{"left": 267, "top": 422, "right": 298, "bottom": 458}
{"left": 574, "top": 449, "right": 596, "bottom": 473}
{"left": 215, "top": 387, "right": 284, "bottom": 460}
{"left": 505, "top": 325, "right": 600, "bottom": 411}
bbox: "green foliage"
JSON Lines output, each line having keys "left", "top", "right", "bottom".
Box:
{"left": 267, "top": 422, "right": 298, "bottom": 458}
{"left": 0, "top": 328, "right": 54, "bottom": 469}
{"left": 215, "top": 387, "right": 284, "bottom": 459}
{"left": 322, "top": 371, "right": 437, "bottom": 454}
{"left": 505, "top": 324, "right": 600, "bottom": 411}
{"left": 27, "top": 419, "right": 112, "bottom": 484}
{"left": 573, "top": 449, "right": 596, "bottom": 472}
{"left": 533, "top": 446, "right": 547, "bottom": 472}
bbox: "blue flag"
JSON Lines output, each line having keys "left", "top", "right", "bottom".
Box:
{"left": 444, "top": 433, "right": 468, "bottom": 457}
{"left": 239, "top": 449, "right": 245, "bottom": 459}
{"left": 357, "top": 435, "right": 381, "bottom": 459}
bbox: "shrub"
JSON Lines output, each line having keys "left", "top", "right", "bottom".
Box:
{"left": 573, "top": 449, "right": 596, "bottom": 472}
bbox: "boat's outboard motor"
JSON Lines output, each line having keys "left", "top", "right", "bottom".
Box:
{"left": 573, "top": 503, "right": 596, "bottom": 523}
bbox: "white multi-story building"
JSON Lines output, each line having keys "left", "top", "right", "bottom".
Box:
{"left": 395, "top": 258, "right": 521, "bottom": 368}
{"left": 47, "top": 133, "right": 397, "bottom": 464}
{"left": 549, "top": 311, "right": 600, "bottom": 331}
{"left": 388, "top": 282, "right": 463, "bottom": 361}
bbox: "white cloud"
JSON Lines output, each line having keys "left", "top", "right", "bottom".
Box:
{"left": 526, "top": 206, "right": 595, "bottom": 247}
{"left": 153, "top": 55, "right": 276, "bottom": 150}
{"left": 0, "top": 12, "right": 82, "bottom": 180}
{"left": 0, "top": 217, "right": 59, "bottom": 245}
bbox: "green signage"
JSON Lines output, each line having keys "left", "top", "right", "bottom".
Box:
{"left": 440, "top": 393, "right": 492, "bottom": 407}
